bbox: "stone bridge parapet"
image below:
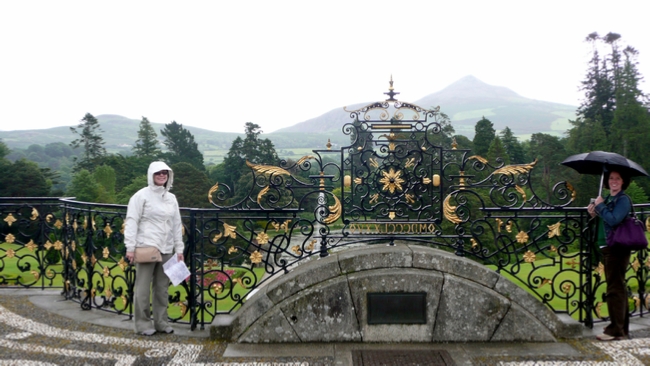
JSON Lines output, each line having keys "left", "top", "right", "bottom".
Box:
{"left": 211, "top": 244, "right": 583, "bottom": 343}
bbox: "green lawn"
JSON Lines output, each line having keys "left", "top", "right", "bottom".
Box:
{"left": 0, "top": 242, "right": 265, "bottom": 321}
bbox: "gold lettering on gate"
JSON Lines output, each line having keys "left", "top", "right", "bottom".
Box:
{"left": 348, "top": 222, "right": 437, "bottom": 235}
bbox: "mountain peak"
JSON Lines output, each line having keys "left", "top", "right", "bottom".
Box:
{"left": 435, "top": 75, "right": 520, "bottom": 99}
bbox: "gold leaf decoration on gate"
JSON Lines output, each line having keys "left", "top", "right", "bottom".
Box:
{"left": 537, "top": 278, "right": 552, "bottom": 288}
{"left": 443, "top": 195, "right": 462, "bottom": 224}
{"left": 515, "top": 185, "right": 527, "bottom": 201}
{"left": 566, "top": 181, "right": 576, "bottom": 201}
{"left": 4, "top": 213, "right": 17, "bottom": 226}
{"left": 547, "top": 222, "right": 562, "bottom": 238}
{"left": 493, "top": 159, "right": 538, "bottom": 176}
{"left": 561, "top": 283, "right": 572, "bottom": 294}
{"left": 102, "top": 247, "right": 110, "bottom": 259}
{"left": 323, "top": 195, "right": 342, "bottom": 224}
{"left": 257, "top": 186, "right": 270, "bottom": 205}
{"left": 292, "top": 245, "right": 302, "bottom": 255}
{"left": 208, "top": 182, "right": 219, "bottom": 205}
{"left": 468, "top": 155, "right": 488, "bottom": 164}
{"left": 246, "top": 161, "right": 291, "bottom": 176}
{"left": 632, "top": 258, "right": 641, "bottom": 272}
{"left": 296, "top": 155, "right": 315, "bottom": 165}
{"left": 5, "top": 233, "right": 15, "bottom": 244}
{"left": 31, "top": 208, "right": 39, "bottom": 220}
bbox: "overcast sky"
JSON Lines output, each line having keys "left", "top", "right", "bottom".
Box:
{"left": 1, "top": 0, "right": 648, "bottom": 134}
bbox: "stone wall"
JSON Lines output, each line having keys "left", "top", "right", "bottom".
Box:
{"left": 211, "top": 245, "right": 583, "bottom": 343}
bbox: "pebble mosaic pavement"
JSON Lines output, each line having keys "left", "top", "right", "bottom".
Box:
{"left": 1, "top": 294, "right": 650, "bottom": 365}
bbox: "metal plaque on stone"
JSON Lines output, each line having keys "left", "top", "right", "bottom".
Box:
{"left": 367, "top": 292, "right": 427, "bottom": 324}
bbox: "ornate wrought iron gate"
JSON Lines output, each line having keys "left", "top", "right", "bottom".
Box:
{"left": 1, "top": 83, "right": 649, "bottom": 330}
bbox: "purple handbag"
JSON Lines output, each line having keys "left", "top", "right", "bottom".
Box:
{"left": 606, "top": 216, "right": 648, "bottom": 250}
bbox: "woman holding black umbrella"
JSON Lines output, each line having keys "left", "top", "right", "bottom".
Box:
{"left": 587, "top": 169, "right": 632, "bottom": 341}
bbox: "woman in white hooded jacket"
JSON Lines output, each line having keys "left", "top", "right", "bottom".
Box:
{"left": 124, "top": 161, "right": 184, "bottom": 336}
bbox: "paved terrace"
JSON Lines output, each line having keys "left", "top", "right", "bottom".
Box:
{"left": 1, "top": 289, "right": 650, "bottom": 365}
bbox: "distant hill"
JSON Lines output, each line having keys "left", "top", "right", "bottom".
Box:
{"left": 1, "top": 76, "right": 578, "bottom": 153}
{"left": 1, "top": 115, "right": 243, "bottom": 152}
{"left": 275, "top": 75, "right": 578, "bottom": 140}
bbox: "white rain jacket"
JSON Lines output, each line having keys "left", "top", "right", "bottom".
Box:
{"left": 124, "top": 161, "right": 184, "bottom": 255}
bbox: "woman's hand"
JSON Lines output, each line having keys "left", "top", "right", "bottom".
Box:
{"left": 587, "top": 203, "right": 597, "bottom": 217}
{"left": 594, "top": 196, "right": 605, "bottom": 206}
{"left": 177, "top": 253, "right": 184, "bottom": 262}
{"left": 126, "top": 251, "right": 134, "bottom": 263}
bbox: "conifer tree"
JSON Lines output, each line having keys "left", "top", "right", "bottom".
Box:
{"left": 160, "top": 121, "right": 204, "bottom": 170}
{"left": 472, "top": 117, "right": 495, "bottom": 157}
{"left": 133, "top": 117, "right": 161, "bottom": 159}
{"left": 69, "top": 113, "right": 107, "bottom": 172}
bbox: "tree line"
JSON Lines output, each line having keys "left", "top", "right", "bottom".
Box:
{"left": 1, "top": 32, "right": 648, "bottom": 207}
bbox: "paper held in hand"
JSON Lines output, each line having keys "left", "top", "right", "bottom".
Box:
{"left": 163, "top": 255, "right": 191, "bottom": 286}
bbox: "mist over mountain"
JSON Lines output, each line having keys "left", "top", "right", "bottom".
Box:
{"left": 1, "top": 76, "right": 577, "bottom": 152}
{"left": 274, "top": 75, "right": 577, "bottom": 139}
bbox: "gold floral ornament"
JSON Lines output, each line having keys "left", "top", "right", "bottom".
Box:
{"left": 31, "top": 208, "right": 39, "bottom": 220}
{"left": 595, "top": 262, "right": 604, "bottom": 276}
{"left": 306, "top": 240, "right": 316, "bottom": 252}
{"left": 102, "top": 247, "right": 110, "bottom": 259}
{"left": 523, "top": 250, "right": 536, "bottom": 263}
{"left": 470, "top": 238, "right": 478, "bottom": 248}
{"left": 212, "top": 283, "right": 223, "bottom": 294}
{"left": 379, "top": 168, "right": 405, "bottom": 194}
{"left": 53, "top": 240, "right": 63, "bottom": 251}
{"left": 250, "top": 251, "right": 263, "bottom": 264}
{"left": 6, "top": 248, "right": 16, "bottom": 259}
{"left": 291, "top": 245, "right": 302, "bottom": 255}
{"left": 561, "top": 283, "right": 572, "bottom": 294}
{"left": 256, "top": 232, "right": 270, "bottom": 245}
{"left": 118, "top": 257, "right": 128, "bottom": 271}
{"left": 103, "top": 266, "right": 110, "bottom": 277}
{"left": 5, "top": 233, "right": 16, "bottom": 244}
{"left": 105, "top": 289, "right": 112, "bottom": 299}
{"left": 565, "top": 258, "right": 579, "bottom": 269}
{"left": 4, "top": 213, "right": 17, "bottom": 226}
{"left": 547, "top": 222, "right": 562, "bottom": 238}
{"left": 103, "top": 224, "right": 113, "bottom": 238}
{"left": 505, "top": 220, "right": 513, "bottom": 233}
{"left": 631, "top": 258, "right": 641, "bottom": 272}
{"left": 369, "top": 193, "right": 379, "bottom": 205}
{"left": 25, "top": 240, "right": 37, "bottom": 252}
{"left": 44, "top": 241, "right": 53, "bottom": 250}
{"left": 228, "top": 246, "right": 238, "bottom": 254}
{"left": 516, "top": 231, "right": 529, "bottom": 244}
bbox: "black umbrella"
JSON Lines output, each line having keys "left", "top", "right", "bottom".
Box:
{"left": 561, "top": 151, "right": 649, "bottom": 195}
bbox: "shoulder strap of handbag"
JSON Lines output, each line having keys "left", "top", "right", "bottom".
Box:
{"left": 615, "top": 193, "right": 635, "bottom": 217}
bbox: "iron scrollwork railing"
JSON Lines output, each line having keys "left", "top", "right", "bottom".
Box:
{"left": 2, "top": 93, "right": 650, "bottom": 330}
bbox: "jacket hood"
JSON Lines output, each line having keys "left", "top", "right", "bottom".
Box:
{"left": 147, "top": 161, "right": 174, "bottom": 192}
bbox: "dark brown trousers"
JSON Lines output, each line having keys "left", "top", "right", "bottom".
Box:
{"left": 602, "top": 246, "right": 631, "bottom": 337}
